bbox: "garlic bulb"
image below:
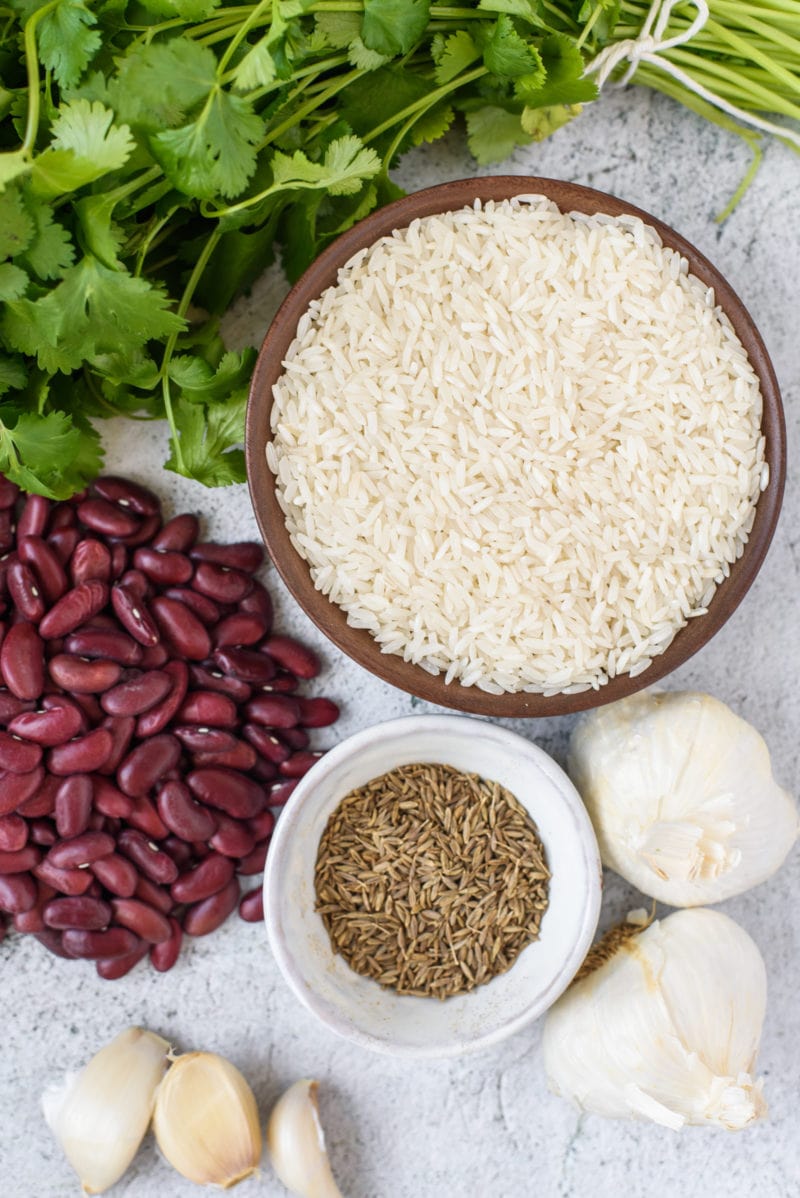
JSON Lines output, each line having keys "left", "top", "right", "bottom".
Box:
{"left": 267, "top": 1080, "right": 343, "bottom": 1198}
{"left": 569, "top": 691, "right": 797, "bottom": 905}
{"left": 43, "top": 1026, "right": 170, "bottom": 1194}
{"left": 543, "top": 908, "right": 767, "bottom": 1130}
{"left": 153, "top": 1051, "right": 262, "bottom": 1187}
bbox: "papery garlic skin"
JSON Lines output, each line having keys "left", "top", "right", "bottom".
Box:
{"left": 543, "top": 908, "right": 767, "bottom": 1130}
{"left": 569, "top": 691, "right": 797, "bottom": 905}
{"left": 42, "top": 1026, "right": 170, "bottom": 1194}
{"left": 153, "top": 1051, "right": 262, "bottom": 1188}
{"left": 267, "top": 1080, "right": 343, "bottom": 1198}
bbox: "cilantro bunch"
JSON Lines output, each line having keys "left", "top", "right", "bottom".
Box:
{"left": 0, "top": 0, "right": 797, "bottom": 497}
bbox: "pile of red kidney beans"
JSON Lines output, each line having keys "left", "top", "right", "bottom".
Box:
{"left": 0, "top": 473, "right": 339, "bottom": 979}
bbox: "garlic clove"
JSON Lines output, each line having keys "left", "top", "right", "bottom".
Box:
{"left": 568, "top": 691, "right": 798, "bottom": 906}
{"left": 267, "top": 1079, "right": 343, "bottom": 1198}
{"left": 543, "top": 908, "right": 767, "bottom": 1130}
{"left": 43, "top": 1026, "right": 170, "bottom": 1194}
{"left": 153, "top": 1051, "right": 262, "bottom": 1188}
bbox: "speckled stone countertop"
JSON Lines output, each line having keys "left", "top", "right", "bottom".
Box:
{"left": 2, "top": 84, "right": 798, "bottom": 1198}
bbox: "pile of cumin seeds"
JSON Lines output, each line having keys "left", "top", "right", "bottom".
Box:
{"left": 314, "top": 762, "right": 550, "bottom": 1000}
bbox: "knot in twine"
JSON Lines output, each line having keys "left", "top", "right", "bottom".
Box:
{"left": 584, "top": 0, "right": 800, "bottom": 149}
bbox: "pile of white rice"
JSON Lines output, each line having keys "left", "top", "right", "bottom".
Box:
{"left": 267, "top": 197, "right": 767, "bottom": 694}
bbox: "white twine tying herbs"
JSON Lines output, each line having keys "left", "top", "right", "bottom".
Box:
{"left": 586, "top": 0, "right": 800, "bottom": 150}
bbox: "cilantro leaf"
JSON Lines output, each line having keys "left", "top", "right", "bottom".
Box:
{"left": 0, "top": 150, "right": 30, "bottom": 191}
{"left": 231, "top": 40, "right": 278, "bottom": 90}
{"left": 37, "top": 0, "right": 101, "bottom": 89}
{"left": 168, "top": 348, "right": 256, "bottom": 402}
{"left": 521, "top": 103, "right": 582, "bottom": 138}
{"left": 166, "top": 392, "right": 247, "bottom": 486}
{"left": 232, "top": 2, "right": 314, "bottom": 90}
{"left": 1, "top": 256, "right": 185, "bottom": 374}
{"left": 314, "top": 11, "right": 361, "bottom": 47}
{"left": 136, "top": 0, "right": 221, "bottom": 18}
{"left": 361, "top": 0, "right": 430, "bottom": 56}
{"left": 466, "top": 106, "right": 532, "bottom": 163}
{"left": 31, "top": 101, "right": 135, "bottom": 198}
{"left": 478, "top": 0, "right": 546, "bottom": 25}
{"left": 0, "top": 263, "right": 29, "bottom": 300}
{"left": 112, "top": 40, "right": 216, "bottom": 131}
{"left": 268, "top": 136, "right": 380, "bottom": 197}
{"left": 0, "top": 406, "right": 102, "bottom": 498}
{"left": 0, "top": 186, "right": 34, "bottom": 260}
{"left": 151, "top": 90, "right": 264, "bottom": 199}
{"left": 482, "top": 15, "right": 542, "bottom": 78}
{"left": 347, "top": 37, "right": 391, "bottom": 71}
{"left": 18, "top": 195, "right": 74, "bottom": 280}
{"left": 0, "top": 354, "right": 26, "bottom": 397}
{"left": 73, "top": 191, "right": 124, "bottom": 268}
{"left": 411, "top": 104, "right": 455, "bottom": 146}
{"left": 528, "top": 35, "right": 598, "bottom": 106}
{"left": 434, "top": 32, "right": 480, "bottom": 84}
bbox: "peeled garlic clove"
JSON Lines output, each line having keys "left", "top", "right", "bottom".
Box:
{"left": 43, "top": 1026, "right": 170, "bottom": 1194}
{"left": 267, "top": 1079, "right": 343, "bottom": 1198}
{"left": 568, "top": 691, "right": 798, "bottom": 906}
{"left": 543, "top": 908, "right": 767, "bottom": 1130}
{"left": 153, "top": 1051, "right": 262, "bottom": 1187}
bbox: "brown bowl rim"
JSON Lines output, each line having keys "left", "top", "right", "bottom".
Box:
{"left": 245, "top": 175, "right": 786, "bottom": 718}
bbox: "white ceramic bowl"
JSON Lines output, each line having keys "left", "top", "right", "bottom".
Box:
{"left": 263, "top": 715, "right": 601, "bottom": 1058}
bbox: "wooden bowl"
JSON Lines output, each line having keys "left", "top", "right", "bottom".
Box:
{"left": 245, "top": 176, "right": 786, "bottom": 718}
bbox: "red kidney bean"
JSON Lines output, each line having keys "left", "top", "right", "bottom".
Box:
{"left": 133, "top": 547, "right": 193, "bottom": 587}
{"left": 44, "top": 896, "right": 112, "bottom": 930}
{"left": 281, "top": 750, "right": 323, "bottom": 778}
{"left": 0, "top": 690, "right": 34, "bottom": 722}
{"left": 188, "top": 665, "right": 251, "bottom": 703}
{"left": 119, "top": 569, "right": 150, "bottom": 600}
{"left": 162, "top": 587, "right": 221, "bottom": 626}
{"left": 0, "top": 845, "right": 41, "bottom": 872}
{"left": 109, "top": 542, "right": 129, "bottom": 579}
{"left": 283, "top": 727, "right": 310, "bottom": 751}
{"left": 151, "top": 513, "right": 199, "bottom": 553}
{"left": 42, "top": 693, "right": 88, "bottom": 728}
{"left": 150, "top": 917, "right": 182, "bottom": 972}
{"left": 213, "top": 648, "right": 275, "bottom": 685}
{"left": 157, "top": 781, "right": 218, "bottom": 842}
{"left": 96, "top": 943, "right": 149, "bottom": 979}
{"left": 35, "top": 929, "right": 73, "bottom": 957}
{"left": 35, "top": 857, "right": 94, "bottom": 896}
{"left": 92, "top": 852, "right": 138, "bottom": 897}
{"left": 117, "top": 733, "right": 180, "bottom": 797}
{"left": 0, "top": 517, "right": 13, "bottom": 559}
{"left": 150, "top": 596, "right": 211, "bottom": 661}
{"left": 192, "top": 562, "right": 253, "bottom": 604}
{"left": 48, "top": 655, "right": 122, "bottom": 694}
{"left": 182, "top": 877, "right": 239, "bottom": 936}
{"left": 7, "top": 561, "right": 46, "bottom": 622}
{"left": 1, "top": 622, "right": 45, "bottom": 700}
{"left": 65, "top": 628, "right": 142, "bottom": 666}
{"left": 213, "top": 612, "right": 267, "bottom": 650}
{"left": 69, "top": 689, "right": 105, "bottom": 723}
{"left": 245, "top": 694, "right": 301, "bottom": 729}
{"left": 134, "top": 875, "right": 173, "bottom": 914}
{"left": 63, "top": 926, "right": 141, "bottom": 959}
{"left": 70, "top": 538, "right": 112, "bottom": 586}
{"left": 239, "top": 582, "right": 273, "bottom": 625}
{"left": 48, "top": 526, "right": 81, "bottom": 565}
{"left": 49, "top": 727, "right": 113, "bottom": 775}
{"left": 173, "top": 726, "right": 238, "bottom": 754}
{"left": 18, "top": 537, "right": 68, "bottom": 604}
{"left": 139, "top": 642, "right": 169, "bottom": 669}
{"left": 54, "top": 775, "right": 93, "bottom": 839}
{"left": 192, "top": 740, "right": 258, "bottom": 773}
{"left": 29, "top": 818, "right": 57, "bottom": 846}
{"left": 239, "top": 888, "right": 264, "bottom": 923}
{"left": 247, "top": 809, "right": 275, "bottom": 841}
{"left": 258, "top": 671, "right": 299, "bottom": 694}
{"left": 93, "top": 476, "right": 161, "bottom": 518}
{"left": 135, "top": 660, "right": 187, "bottom": 738}
{"left": 0, "top": 478, "right": 19, "bottom": 509}
{"left": 40, "top": 580, "right": 110, "bottom": 641}
{"left": 77, "top": 497, "right": 141, "bottom": 539}
{"left": 171, "top": 853, "right": 235, "bottom": 904}
{"left": 190, "top": 542, "right": 264, "bottom": 573}
{"left": 92, "top": 777, "right": 133, "bottom": 819}
{"left": 47, "top": 831, "right": 114, "bottom": 870}
{"left": 243, "top": 723, "right": 291, "bottom": 765}
{"left": 110, "top": 585, "right": 159, "bottom": 647}
{"left": 17, "top": 495, "right": 50, "bottom": 540}
{"left": 0, "top": 766, "right": 45, "bottom": 815}
{"left": 118, "top": 829, "right": 178, "bottom": 885}
{"left": 262, "top": 635, "right": 320, "bottom": 679}
{"left": 0, "top": 872, "right": 38, "bottom": 913}
{"left": 250, "top": 755, "right": 278, "bottom": 784}
{"left": 0, "top": 730, "right": 42, "bottom": 773}
{"left": 208, "top": 814, "right": 255, "bottom": 859}
{"left": 14, "top": 881, "right": 53, "bottom": 930}
{"left": 0, "top": 814, "right": 28, "bottom": 852}
{"left": 269, "top": 779, "right": 298, "bottom": 807}
{"left": 110, "top": 898, "right": 171, "bottom": 943}
{"left": 16, "top": 772, "right": 59, "bottom": 818}
{"left": 52, "top": 501, "right": 80, "bottom": 526}
{"left": 177, "top": 690, "right": 237, "bottom": 729}
{"left": 98, "top": 715, "right": 136, "bottom": 775}
{"left": 298, "top": 697, "right": 340, "bottom": 727}
{"left": 101, "top": 670, "right": 172, "bottom": 718}
{"left": 187, "top": 768, "right": 265, "bottom": 820}
{"left": 237, "top": 839, "right": 269, "bottom": 876}
{"left": 8, "top": 702, "right": 83, "bottom": 746}
{"left": 113, "top": 513, "right": 161, "bottom": 548}
{"left": 126, "top": 795, "right": 169, "bottom": 841}
{"left": 162, "top": 836, "right": 193, "bottom": 868}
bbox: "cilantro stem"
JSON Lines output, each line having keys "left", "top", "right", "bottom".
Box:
{"left": 216, "top": 0, "right": 274, "bottom": 75}
{"left": 259, "top": 67, "right": 364, "bottom": 148}
{"left": 363, "top": 65, "right": 488, "bottom": 142}
{"left": 20, "top": 0, "right": 59, "bottom": 155}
